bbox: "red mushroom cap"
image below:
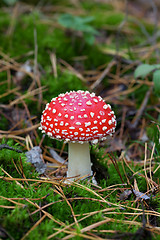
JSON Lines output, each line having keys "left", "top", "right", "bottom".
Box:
{"left": 40, "top": 90, "right": 116, "bottom": 143}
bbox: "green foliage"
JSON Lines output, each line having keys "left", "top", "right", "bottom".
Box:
{"left": 153, "top": 69, "right": 160, "bottom": 95}
{"left": 134, "top": 63, "right": 160, "bottom": 96}
{"left": 58, "top": 13, "right": 98, "bottom": 45}
{"left": 134, "top": 64, "right": 157, "bottom": 79}
{"left": 58, "top": 14, "right": 96, "bottom": 34}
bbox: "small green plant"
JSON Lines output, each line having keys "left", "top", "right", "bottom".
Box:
{"left": 58, "top": 13, "right": 98, "bottom": 45}
{"left": 134, "top": 63, "right": 160, "bottom": 96}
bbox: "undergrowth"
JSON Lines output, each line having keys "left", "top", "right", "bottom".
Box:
{"left": 0, "top": 0, "right": 160, "bottom": 239}
{"left": 0, "top": 140, "right": 159, "bottom": 239}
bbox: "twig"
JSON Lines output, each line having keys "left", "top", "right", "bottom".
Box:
{"left": 108, "top": 153, "right": 125, "bottom": 184}
{"left": 0, "top": 176, "right": 62, "bottom": 186}
{"left": 21, "top": 214, "right": 46, "bottom": 240}
{"left": 56, "top": 186, "right": 79, "bottom": 228}
{"left": 6, "top": 2, "right": 19, "bottom": 36}
{"left": 90, "top": 59, "right": 116, "bottom": 90}
{"left": 0, "top": 124, "right": 40, "bottom": 136}
{"left": 0, "top": 144, "right": 22, "bottom": 153}
{"left": 131, "top": 86, "right": 153, "bottom": 129}
{"left": 59, "top": 58, "right": 85, "bottom": 82}
{"left": 0, "top": 196, "right": 25, "bottom": 207}
{"left": 9, "top": 86, "right": 46, "bottom": 106}
{"left": 0, "top": 87, "right": 19, "bottom": 99}
{"left": 34, "top": 28, "right": 42, "bottom": 110}
{"left": 115, "top": 0, "right": 128, "bottom": 56}
{"left": 119, "top": 107, "right": 127, "bottom": 140}
{"left": 0, "top": 134, "right": 25, "bottom": 141}
{"left": 144, "top": 143, "right": 152, "bottom": 191}
{"left": 150, "top": 0, "right": 160, "bottom": 60}
{"left": 50, "top": 52, "right": 58, "bottom": 78}
{"left": 0, "top": 226, "right": 14, "bottom": 240}
{"left": 0, "top": 166, "right": 24, "bottom": 189}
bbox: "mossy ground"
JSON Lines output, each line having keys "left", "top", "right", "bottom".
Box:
{"left": 0, "top": 0, "right": 160, "bottom": 239}
{"left": 0, "top": 140, "right": 159, "bottom": 239}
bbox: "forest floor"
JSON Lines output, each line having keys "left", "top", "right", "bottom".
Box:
{"left": 0, "top": 0, "right": 160, "bottom": 239}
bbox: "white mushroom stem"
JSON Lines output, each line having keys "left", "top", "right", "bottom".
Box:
{"left": 67, "top": 142, "right": 92, "bottom": 180}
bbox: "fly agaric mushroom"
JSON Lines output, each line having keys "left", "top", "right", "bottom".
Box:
{"left": 39, "top": 90, "right": 116, "bottom": 180}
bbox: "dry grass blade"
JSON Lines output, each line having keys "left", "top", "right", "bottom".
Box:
{"left": 0, "top": 134, "right": 25, "bottom": 141}
{"left": 102, "top": 216, "right": 160, "bottom": 234}
{"left": 103, "top": 211, "right": 160, "bottom": 218}
{"left": 55, "top": 186, "right": 79, "bottom": 227}
{"left": 0, "top": 50, "right": 20, "bottom": 65}
{"left": 50, "top": 52, "right": 58, "bottom": 78}
{"left": 70, "top": 182, "right": 160, "bottom": 216}
{"left": 21, "top": 214, "right": 46, "bottom": 240}
{"left": 0, "top": 176, "right": 63, "bottom": 186}
{"left": 98, "top": 183, "right": 127, "bottom": 192}
{"left": 80, "top": 219, "right": 111, "bottom": 233}
{"left": 9, "top": 86, "right": 46, "bottom": 106}
{"left": 59, "top": 58, "right": 86, "bottom": 82}
{"left": 25, "top": 198, "right": 66, "bottom": 226}
{"left": 63, "top": 218, "right": 116, "bottom": 240}
{"left": 108, "top": 153, "right": 125, "bottom": 184}
{"left": 61, "top": 229, "right": 102, "bottom": 240}
{"left": 6, "top": 2, "right": 19, "bottom": 36}
{"left": 90, "top": 59, "right": 116, "bottom": 90}
{"left": 153, "top": 164, "right": 160, "bottom": 174}
{"left": 74, "top": 204, "right": 160, "bottom": 218}
{"left": 144, "top": 143, "right": 152, "bottom": 191}
{"left": 70, "top": 181, "right": 112, "bottom": 206}
{"left": 0, "top": 60, "right": 34, "bottom": 79}
{"left": 33, "top": 28, "right": 42, "bottom": 110}
{"left": 0, "top": 124, "right": 40, "bottom": 136}
{"left": 0, "top": 87, "right": 20, "bottom": 99}
{"left": 122, "top": 155, "right": 135, "bottom": 174}
{"left": 11, "top": 158, "right": 22, "bottom": 177}
{"left": 47, "top": 206, "right": 115, "bottom": 239}
{"left": 0, "top": 166, "right": 24, "bottom": 188}
{"left": 0, "top": 205, "right": 15, "bottom": 209}
{"left": 25, "top": 134, "right": 34, "bottom": 150}
{"left": 104, "top": 84, "right": 142, "bottom": 101}
{"left": 131, "top": 86, "right": 153, "bottom": 128}
{"left": 0, "top": 196, "right": 25, "bottom": 207}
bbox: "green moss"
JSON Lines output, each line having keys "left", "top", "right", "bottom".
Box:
{"left": 1, "top": 169, "right": 158, "bottom": 239}
{"left": 0, "top": 140, "right": 37, "bottom": 180}
{"left": 94, "top": 12, "right": 125, "bottom": 28}
{"left": 81, "top": 1, "right": 114, "bottom": 12}
{"left": 41, "top": 69, "right": 86, "bottom": 102}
